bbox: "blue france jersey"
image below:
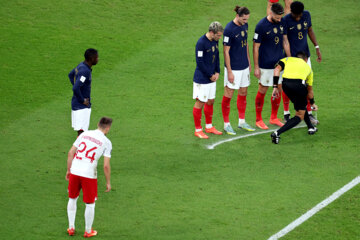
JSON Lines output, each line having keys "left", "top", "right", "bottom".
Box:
{"left": 193, "top": 34, "right": 220, "bottom": 84}
{"left": 223, "top": 21, "right": 249, "bottom": 70}
{"left": 254, "top": 17, "right": 287, "bottom": 69}
{"left": 283, "top": 11, "right": 312, "bottom": 57}
{"left": 68, "top": 62, "right": 92, "bottom": 110}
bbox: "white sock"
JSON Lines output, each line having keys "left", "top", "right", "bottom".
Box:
{"left": 85, "top": 203, "right": 95, "bottom": 233}
{"left": 67, "top": 197, "right": 78, "bottom": 229}
{"left": 205, "top": 123, "right": 212, "bottom": 129}
{"left": 224, "top": 122, "right": 230, "bottom": 128}
{"left": 284, "top": 111, "right": 290, "bottom": 115}
{"left": 195, "top": 128, "right": 202, "bottom": 132}
{"left": 238, "top": 119, "right": 245, "bottom": 125}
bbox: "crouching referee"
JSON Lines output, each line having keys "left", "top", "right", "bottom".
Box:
{"left": 270, "top": 51, "right": 318, "bottom": 144}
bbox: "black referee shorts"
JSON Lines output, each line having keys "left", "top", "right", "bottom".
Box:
{"left": 282, "top": 78, "right": 308, "bottom": 111}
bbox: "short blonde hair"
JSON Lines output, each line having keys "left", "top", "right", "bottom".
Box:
{"left": 209, "top": 21, "right": 224, "bottom": 34}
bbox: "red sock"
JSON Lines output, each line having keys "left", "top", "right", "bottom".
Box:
{"left": 255, "top": 91, "right": 265, "bottom": 121}
{"left": 282, "top": 91, "right": 290, "bottom": 112}
{"left": 221, "top": 96, "right": 231, "bottom": 123}
{"left": 204, "top": 104, "right": 213, "bottom": 125}
{"left": 193, "top": 107, "right": 202, "bottom": 130}
{"left": 237, "top": 95, "right": 247, "bottom": 119}
{"left": 306, "top": 99, "right": 312, "bottom": 112}
{"left": 270, "top": 95, "right": 281, "bottom": 119}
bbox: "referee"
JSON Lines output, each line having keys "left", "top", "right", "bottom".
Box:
{"left": 270, "top": 51, "right": 318, "bottom": 144}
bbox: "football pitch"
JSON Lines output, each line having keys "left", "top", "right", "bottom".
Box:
{"left": 1, "top": 0, "right": 359, "bottom": 239}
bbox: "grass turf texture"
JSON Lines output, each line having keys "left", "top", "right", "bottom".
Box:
{"left": 0, "top": 0, "right": 359, "bottom": 239}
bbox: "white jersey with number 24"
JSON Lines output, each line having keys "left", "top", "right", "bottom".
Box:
{"left": 70, "top": 129, "right": 112, "bottom": 179}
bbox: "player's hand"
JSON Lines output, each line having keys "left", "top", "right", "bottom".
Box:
{"left": 210, "top": 74, "right": 217, "bottom": 82}
{"left": 228, "top": 71, "right": 234, "bottom": 83}
{"left": 83, "top": 98, "right": 90, "bottom": 106}
{"left": 105, "top": 183, "right": 111, "bottom": 192}
{"left": 214, "top": 72, "right": 219, "bottom": 81}
{"left": 65, "top": 171, "right": 70, "bottom": 181}
{"left": 272, "top": 88, "right": 280, "bottom": 99}
{"left": 316, "top": 48, "right": 322, "bottom": 63}
{"left": 311, "top": 103, "right": 318, "bottom": 111}
{"left": 254, "top": 67, "right": 261, "bottom": 79}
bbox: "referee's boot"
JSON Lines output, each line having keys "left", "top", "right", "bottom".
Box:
{"left": 271, "top": 131, "right": 280, "bottom": 144}
{"left": 308, "top": 127, "right": 318, "bottom": 135}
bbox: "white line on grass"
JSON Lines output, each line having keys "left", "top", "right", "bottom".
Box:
{"left": 267, "top": 176, "right": 360, "bottom": 240}
{"left": 206, "top": 125, "right": 305, "bottom": 149}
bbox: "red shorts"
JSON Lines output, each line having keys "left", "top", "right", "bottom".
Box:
{"left": 68, "top": 174, "right": 98, "bottom": 203}
{"left": 269, "top": 0, "right": 279, "bottom": 3}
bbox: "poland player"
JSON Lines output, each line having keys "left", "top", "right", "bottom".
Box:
{"left": 65, "top": 117, "right": 113, "bottom": 237}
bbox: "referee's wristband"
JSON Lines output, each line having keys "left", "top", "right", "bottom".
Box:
{"left": 309, "top": 98, "right": 315, "bottom": 105}
{"left": 315, "top": 45, "right": 320, "bottom": 49}
{"left": 273, "top": 76, "right": 279, "bottom": 86}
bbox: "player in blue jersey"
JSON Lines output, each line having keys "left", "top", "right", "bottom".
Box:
{"left": 192, "top": 22, "right": 224, "bottom": 139}
{"left": 283, "top": 1, "right": 322, "bottom": 124}
{"left": 69, "top": 48, "right": 99, "bottom": 136}
{"left": 253, "top": 3, "right": 291, "bottom": 130}
{"left": 221, "top": 6, "right": 255, "bottom": 135}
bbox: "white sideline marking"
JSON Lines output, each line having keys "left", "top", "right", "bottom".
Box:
{"left": 206, "top": 125, "right": 305, "bottom": 149}
{"left": 267, "top": 176, "right": 360, "bottom": 240}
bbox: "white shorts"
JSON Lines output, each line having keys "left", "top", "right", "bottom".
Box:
{"left": 224, "top": 67, "right": 250, "bottom": 89}
{"left": 193, "top": 81, "right": 216, "bottom": 102}
{"left": 71, "top": 108, "right": 91, "bottom": 131}
{"left": 258, "top": 68, "right": 284, "bottom": 87}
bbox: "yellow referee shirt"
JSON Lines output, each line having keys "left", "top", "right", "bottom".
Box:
{"left": 279, "top": 57, "right": 314, "bottom": 86}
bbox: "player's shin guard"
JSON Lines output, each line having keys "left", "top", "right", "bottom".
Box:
{"left": 277, "top": 116, "right": 301, "bottom": 135}
{"left": 204, "top": 103, "right": 213, "bottom": 126}
{"left": 304, "top": 111, "right": 314, "bottom": 129}
{"left": 237, "top": 95, "right": 247, "bottom": 120}
{"left": 193, "top": 107, "right": 202, "bottom": 131}
{"left": 270, "top": 95, "right": 281, "bottom": 119}
{"left": 282, "top": 91, "right": 290, "bottom": 112}
{"left": 85, "top": 203, "right": 95, "bottom": 234}
{"left": 255, "top": 91, "right": 265, "bottom": 121}
{"left": 221, "top": 96, "right": 231, "bottom": 123}
{"left": 67, "top": 197, "right": 78, "bottom": 229}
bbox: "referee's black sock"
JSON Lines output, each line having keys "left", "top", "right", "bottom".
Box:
{"left": 277, "top": 116, "right": 301, "bottom": 135}
{"left": 304, "top": 111, "right": 314, "bottom": 129}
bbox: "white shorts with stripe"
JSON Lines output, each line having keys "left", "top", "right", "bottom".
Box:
{"left": 193, "top": 81, "right": 216, "bottom": 103}
{"left": 224, "top": 67, "right": 250, "bottom": 89}
{"left": 71, "top": 108, "right": 91, "bottom": 131}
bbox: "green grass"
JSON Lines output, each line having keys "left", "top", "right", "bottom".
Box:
{"left": 0, "top": 0, "right": 359, "bottom": 239}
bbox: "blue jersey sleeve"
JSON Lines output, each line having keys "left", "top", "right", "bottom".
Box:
{"left": 195, "top": 41, "right": 212, "bottom": 78}
{"left": 72, "top": 70, "right": 89, "bottom": 103}
{"left": 215, "top": 43, "right": 220, "bottom": 73}
{"left": 68, "top": 68, "right": 76, "bottom": 85}
{"left": 306, "top": 11, "right": 312, "bottom": 28}
{"left": 254, "top": 23, "right": 263, "bottom": 43}
{"left": 223, "top": 27, "right": 232, "bottom": 47}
